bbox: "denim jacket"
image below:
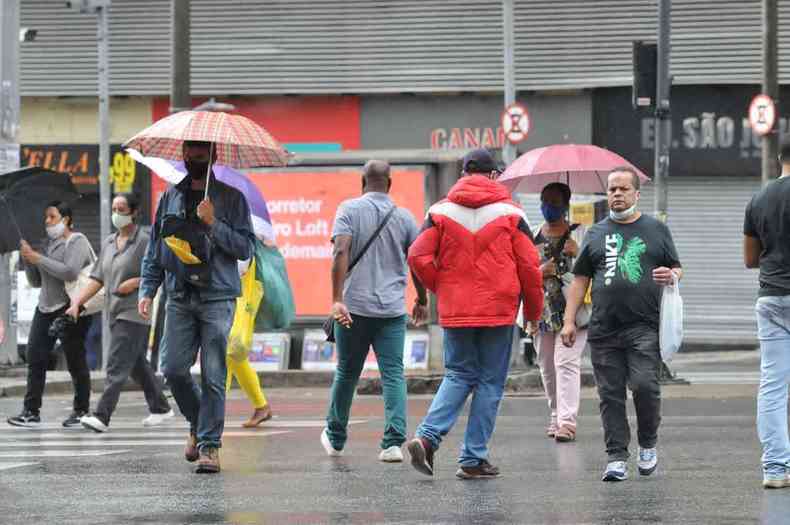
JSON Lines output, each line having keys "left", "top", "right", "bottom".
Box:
{"left": 140, "top": 175, "right": 253, "bottom": 303}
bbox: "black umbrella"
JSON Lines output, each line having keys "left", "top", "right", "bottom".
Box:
{"left": 0, "top": 167, "right": 81, "bottom": 254}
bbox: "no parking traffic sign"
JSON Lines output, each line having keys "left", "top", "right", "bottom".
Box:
{"left": 749, "top": 94, "right": 776, "bottom": 136}
{"left": 502, "top": 103, "right": 530, "bottom": 145}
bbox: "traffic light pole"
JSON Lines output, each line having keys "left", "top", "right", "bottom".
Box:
{"left": 761, "top": 0, "right": 779, "bottom": 184}
{"left": 502, "top": 0, "right": 516, "bottom": 166}
{"left": 0, "top": 1, "right": 20, "bottom": 365}
{"left": 653, "top": 0, "right": 670, "bottom": 225}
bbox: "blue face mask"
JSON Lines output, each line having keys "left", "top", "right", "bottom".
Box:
{"left": 541, "top": 202, "right": 566, "bottom": 223}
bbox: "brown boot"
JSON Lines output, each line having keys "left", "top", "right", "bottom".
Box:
{"left": 456, "top": 460, "right": 500, "bottom": 480}
{"left": 242, "top": 404, "right": 273, "bottom": 428}
{"left": 184, "top": 432, "right": 199, "bottom": 462}
{"left": 195, "top": 447, "right": 220, "bottom": 474}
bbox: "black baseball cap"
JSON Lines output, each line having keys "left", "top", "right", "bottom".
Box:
{"left": 462, "top": 148, "right": 498, "bottom": 174}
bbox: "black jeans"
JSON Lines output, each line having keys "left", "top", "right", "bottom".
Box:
{"left": 94, "top": 320, "right": 170, "bottom": 425}
{"left": 590, "top": 325, "right": 662, "bottom": 462}
{"left": 24, "top": 307, "right": 92, "bottom": 414}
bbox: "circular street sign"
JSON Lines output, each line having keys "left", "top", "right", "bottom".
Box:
{"left": 749, "top": 94, "right": 776, "bottom": 136}
{"left": 502, "top": 103, "right": 530, "bottom": 145}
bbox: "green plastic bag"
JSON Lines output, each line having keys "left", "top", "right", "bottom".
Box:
{"left": 254, "top": 242, "right": 296, "bottom": 331}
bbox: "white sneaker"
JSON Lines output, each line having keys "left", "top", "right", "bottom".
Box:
{"left": 142, "top": 410, "right": 175, "bottom": 427}
{"left": 321, "top": 428, "right": 343, "bottom": 457}
{"left": 601, "top": 461, "right": 628, "bottom": 482}
{"left": 637, "top": 447, "right": 658, "bottom": 476}
{"left": 379, "top": 446, "right": 404, "bottom": 463}
{"left": 81, "top": 415, "right": 108, "bottom": 433}
{"left": 763, "top": 472, "right": 790, "bottom": 489}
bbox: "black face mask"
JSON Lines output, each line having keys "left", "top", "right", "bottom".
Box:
{"left": 185, "top": 159, "right": 210, "bottom": 179}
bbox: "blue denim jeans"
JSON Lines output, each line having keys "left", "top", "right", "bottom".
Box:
{"left": 756, "top": 295, "right": 790, "bottom": 476}
{"left": 416, "top": 325, "right": 513, "bottom": 467}
{"left": 160, "top": 294, "right": 235, "bottom": 450}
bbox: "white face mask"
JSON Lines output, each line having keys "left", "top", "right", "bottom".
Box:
{"left": 46, "top": 221, "right": 66, "bottom": 240}
{"left": 609, "top": 203, "right": 638, "bottom": 222}
{"left": 112, "top": 212, "right": 133, "bottom": 230}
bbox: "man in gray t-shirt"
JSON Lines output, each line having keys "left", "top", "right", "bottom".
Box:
{"left": 321, "top": 160, "right": 428, "bottom": 463}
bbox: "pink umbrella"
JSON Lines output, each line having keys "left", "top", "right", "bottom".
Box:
{"left": 123, "top": 110, "right": 289, "bottom": 169}
{"left": 497, "top": 144, "right": 650, "bottom": 194}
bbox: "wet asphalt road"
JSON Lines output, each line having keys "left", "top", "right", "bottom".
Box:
{"left": 0, "top": 377, "right": 786, "bottom": 525}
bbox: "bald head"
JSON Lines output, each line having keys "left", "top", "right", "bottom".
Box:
{"left": 362, "top": 160, "right": 392, "bottom": 193}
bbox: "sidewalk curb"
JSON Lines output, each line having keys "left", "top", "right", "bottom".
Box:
{"left": 357, "top": 368, "right": 597, "bottom": 395}
{"left": 0, "top": 368, "right": 598, "bottom": 398}
{"left": 0, "top": 370, "right": 337, "bottom": 398}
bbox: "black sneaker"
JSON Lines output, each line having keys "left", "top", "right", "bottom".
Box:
{"left": 456, "top": 460, "right": 501, "bottom": 480}
{"left": 62, "top": 410, "right": 88, "bottom": 428}
{"left": 7, "top": 410, "right": 41, "bottom": 428}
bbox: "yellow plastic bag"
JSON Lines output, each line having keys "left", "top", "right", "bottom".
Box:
{"left": 583, "top": 282, "right": 593, "bottom": 305}
{"left": 227, "top": 259, "right": 264, "bottom": 362}
{"left": 163, "top": 236, "right": 202, "bottom": 265}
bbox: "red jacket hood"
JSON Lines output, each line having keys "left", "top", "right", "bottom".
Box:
{"left": 447, "top": 175, "right": 512, "bottom": 209}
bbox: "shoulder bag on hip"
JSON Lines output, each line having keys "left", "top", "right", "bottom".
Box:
{"left": 323, "top": 206, "right": 397, "bottom": 342}
{"left": 64, "top": 233, "right": 105, "bottom": 317}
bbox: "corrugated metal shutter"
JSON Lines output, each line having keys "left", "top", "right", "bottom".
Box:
{"left": 516, "top": 176, "right": 761, "bottom": 346}
{"left": 514, "top": 1, "right": 655, "bottom": 90}
{"left": 19, "top": 0, "right": 790, "bottom": 96}
{"left": 515, "top": 0, "right": 777, "bottom": 90}
{"left": 639, "top": 177, "right": 761, "bottom": 346}
{"left": 20, "top": 0, "right": 171, "bottom": 96}
{"left": 190, "top": 0, "right": 504, "bottom": 95}
{"left": 672, "top": 0, "right": 762, "bottom": 84}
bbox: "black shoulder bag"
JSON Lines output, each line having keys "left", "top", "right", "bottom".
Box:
{"left": 323, "top": 206, "right": 397, "bottom": 342}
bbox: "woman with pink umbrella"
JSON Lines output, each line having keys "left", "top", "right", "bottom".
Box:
{"left": 500, "top": 144, "right": 649, "bottom": 444}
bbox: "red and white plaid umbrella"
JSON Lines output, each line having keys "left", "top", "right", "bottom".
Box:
{"left": 123, "top": 110, "right": 289, "bottom": 168}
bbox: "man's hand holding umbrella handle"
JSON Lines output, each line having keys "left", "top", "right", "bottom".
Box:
{"left": 197, "top": 198, "right": 216, "bottom": 227}
{"left": 138, "top": 297, "right": 153, "bottom": 321}
{"left": 560, "top": 275, "right": 590, "bottom": 347}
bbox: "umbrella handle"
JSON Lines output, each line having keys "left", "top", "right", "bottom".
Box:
{"left": 203, "top": 144, "right": 213, "bottom": 200}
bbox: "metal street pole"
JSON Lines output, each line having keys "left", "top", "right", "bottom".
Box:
{"left": 762, "top": 0, "right": 779, "bottom": 184}
{"left": 502, "top": 0, "right": 516, "bottom": 165}
{"left": 0, "top": 0, "right": 20, "bottom": 365}
{"left": 170, "top": 0, "right": 190, "bottom": 113}
{"left": 654, "top": 0, "right": 684, "bottom": 384}
{"left": 97, "top": 3, "right": 111, "bottom": 369}
{"left": 653, "top": 0, "right": 671, "bottom": 225}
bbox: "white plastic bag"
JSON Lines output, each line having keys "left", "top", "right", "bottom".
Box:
{"left": 659, "top": 273, "right": 683, "bottom": 361}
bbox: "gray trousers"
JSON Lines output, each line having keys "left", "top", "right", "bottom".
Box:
{"left": 94, "top": 319, "right": 171, "bottom": 425}
{"left": 590, "top": 325, "right": 662, "bottom": 462}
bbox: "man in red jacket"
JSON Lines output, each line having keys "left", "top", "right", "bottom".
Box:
{"left": 405, "top": 148, "right": 543, "bottom": 479}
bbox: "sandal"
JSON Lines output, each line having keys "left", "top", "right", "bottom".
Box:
{"left": 242, "top": 405, "right": 273, "bottom": 428}
{"left": 555, "top": 425, "right": 576, "bottom": 443}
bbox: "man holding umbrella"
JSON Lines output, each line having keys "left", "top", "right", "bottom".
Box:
{"left": 139, "top": 140, "right": 254, "bottom": 474}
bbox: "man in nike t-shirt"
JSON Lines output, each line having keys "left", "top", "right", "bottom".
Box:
{"left": 561, "top": 166, "right": 682, "bottom": 483}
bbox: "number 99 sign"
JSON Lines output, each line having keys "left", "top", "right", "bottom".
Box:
{"left": 110, "top": 151, "right": 136, "bottom": 193}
